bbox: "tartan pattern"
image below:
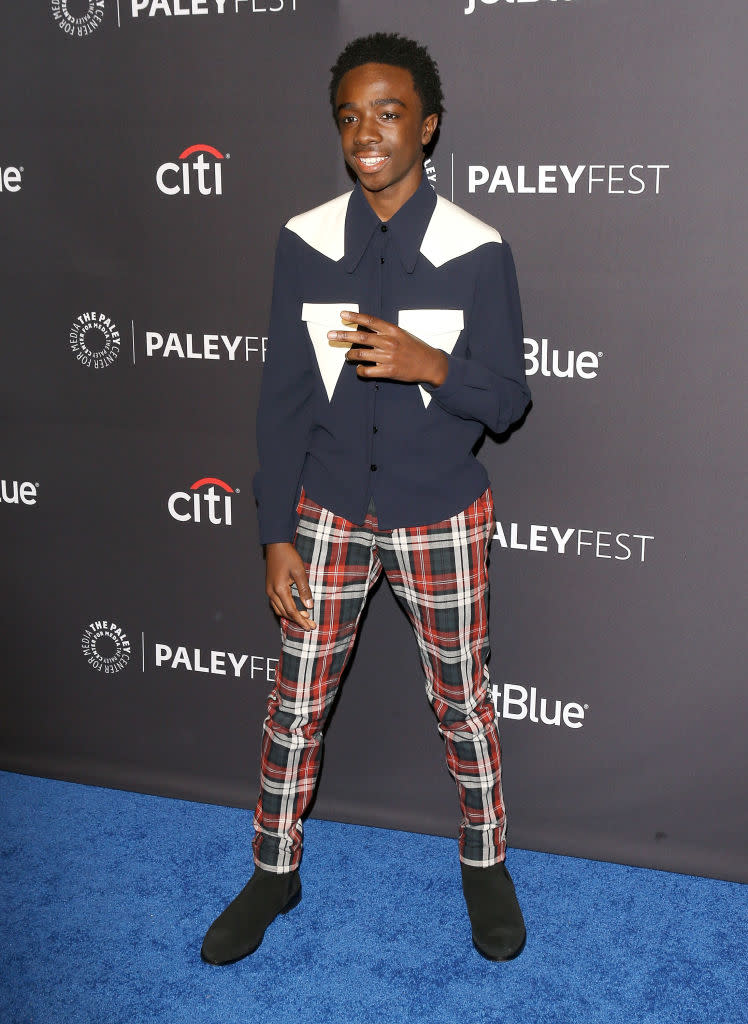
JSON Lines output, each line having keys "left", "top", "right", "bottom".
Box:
{"left": 252, "top": 485, "right": 506, "bottom": 872}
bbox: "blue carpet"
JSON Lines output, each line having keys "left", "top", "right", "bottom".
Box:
{"left": 1, "top": 772, "right": 746, "bottom": 1024}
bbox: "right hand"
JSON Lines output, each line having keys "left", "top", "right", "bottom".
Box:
{"left": 265, "top": 542, "right": 317, "bottom": 631}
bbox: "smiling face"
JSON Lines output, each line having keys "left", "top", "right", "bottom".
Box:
{"left": 335, "top": 62, "right": 438, "bottom": 220}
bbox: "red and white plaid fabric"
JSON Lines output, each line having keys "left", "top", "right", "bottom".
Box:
{"left": 252, "top": 485, "right": 507, "bottom": 872}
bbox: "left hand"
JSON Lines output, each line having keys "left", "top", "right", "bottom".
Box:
{"left": 328, "top": 311, "right": 448, "bottom": 387}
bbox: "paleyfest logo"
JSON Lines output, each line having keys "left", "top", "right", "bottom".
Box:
{"left": 468, "top": 163, "right": 669, "bottom": 196}
{"left": 69, "top": 311, "right": 121, "bottom": 369}
{"left": 132, "top": 0, "right": 296, "bottom": 16}
{"left": 156, "top": 144, "right": 228, "bottom": 197}
{"left": 51, "top": 0, "right": 105, "bottom": 36}
{"left": 168, "top": 477, "right": 238, "bottom": 526}
{"left": 494, "top": 522, "right": 654, "bottom": 562}
{"left": 53, "top": 0, "right": 296, "bottom": 35}
{"left": 81, "top": 620, "right": 132, "bottom": 673}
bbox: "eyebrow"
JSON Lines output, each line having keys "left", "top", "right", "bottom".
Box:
{"left": 336, "top": 97, "right": 407, "bottom": 113}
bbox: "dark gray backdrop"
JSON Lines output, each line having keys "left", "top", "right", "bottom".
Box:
{"left": 2, "top": 0, "right": 746, "bottom": 883}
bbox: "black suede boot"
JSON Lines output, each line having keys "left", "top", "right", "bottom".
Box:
{"left": 200, "top": 866, "right": 301, "bottom": 965}
{"left": 460, "top": 861, "right": 526, "bottom": 961}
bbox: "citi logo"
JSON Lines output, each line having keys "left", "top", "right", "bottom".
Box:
{"left": 1, "top": 480, "right": 39, "bottom": 506}
{"left": 156, "top": 144, "right": 227, "bottom": 196}
{"left": 525, "top": 337, "right": 601, "bottom": 379}
{"left": 168, "top": 477, "right": 237, "bottom": 525}
{"left": 0, "top": 166, "right": 23, "bottom": 192}
{"left": 491, "top": 684, "right": 587, "bottom": 730}
{"left": 466, "top": 0, "right": 571, "bottom": 12}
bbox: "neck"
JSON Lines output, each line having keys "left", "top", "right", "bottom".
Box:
{"left": 359, "top": 169, "right": 422, "bottom": 222}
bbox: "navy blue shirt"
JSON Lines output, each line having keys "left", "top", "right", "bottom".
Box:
{"left": 253, "top": 173, "right": 530, "bottom": 545}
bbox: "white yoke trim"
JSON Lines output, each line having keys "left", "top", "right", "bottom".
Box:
{"left": 419, "top": 196, "right": 502, "bottom": 267}
{"left": 286, "top": 192, "right": 353, "bottom": 262}
{"left": 285, "top": 191, "right": 503, "bottom": 266}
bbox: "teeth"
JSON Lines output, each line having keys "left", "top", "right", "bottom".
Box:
{"left": 358, "top": 156, "right": 387, "bottom": 166}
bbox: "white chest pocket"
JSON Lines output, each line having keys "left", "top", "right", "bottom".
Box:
{"left": 398, "top": 309, "right": 464, "bottom": 408}
{"left": 301, "top": 302, "right": 359, "bottom": 401}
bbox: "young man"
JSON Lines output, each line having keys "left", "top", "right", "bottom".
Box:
{"left": 201, "top": 32, "right": 531, "bottom": 965}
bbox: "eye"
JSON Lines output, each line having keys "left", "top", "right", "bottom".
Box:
{"left": 380, "top": 111, "right": 399, "bottom": 121}
{"left": 339, "top": 114, "right": 357, "bottom": 126}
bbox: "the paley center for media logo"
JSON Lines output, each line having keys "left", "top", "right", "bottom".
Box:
{"left": 81, "top": 620, "right": 132, "bottom": 673}
{"left": 51, "top": 0, "right": 105, "bottom": 36}
{"left": 67, "top": 312, "right": 266, "bottom": 367}
{"left": 69, "top": 312, "right": 121, "bottom": 369}
{"left": 167, "top": 477, "right": 238, "bottom": 526}
{"left": 156, "top": 144, "right": 228, "bottom": 197}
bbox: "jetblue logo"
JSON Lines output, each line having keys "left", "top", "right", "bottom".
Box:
{"left": 492, "top": 684, "right": 587, "bottom": 730}
{"left": 0, "top": 166, "right": 24, "bottom": 192}
{"left": 525, "top": 337, "right": 600, "bottom": 379}
{"left": 466, "top": 0, "right": 572, "bottom": 12}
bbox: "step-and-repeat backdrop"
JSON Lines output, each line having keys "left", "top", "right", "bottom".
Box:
{"left": 2, "top": 1, "right": 746, "bottom": 882}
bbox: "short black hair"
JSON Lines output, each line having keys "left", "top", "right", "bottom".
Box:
{"left": 329, "top": 32, "right": 445, "bottom": 126}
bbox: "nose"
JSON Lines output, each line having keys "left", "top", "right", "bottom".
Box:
{"left": 354, "top": 112, "right": 382, "bottom": 146}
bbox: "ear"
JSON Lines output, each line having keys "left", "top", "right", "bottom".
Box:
{"left": 421, "top": 113, "right": 438, "bottom": 145}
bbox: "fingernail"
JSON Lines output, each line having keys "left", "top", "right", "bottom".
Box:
{"left": 304, "top": 598, "right": 313, "bottom": 607}
{"left": 327, "top": 331, "right": 336, "bottom": 339}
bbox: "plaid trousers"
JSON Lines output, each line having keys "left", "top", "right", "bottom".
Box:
{"left": 252, "top": 485, "right": 507, "bottom": 872}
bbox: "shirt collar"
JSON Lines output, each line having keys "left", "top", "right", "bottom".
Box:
{"left": 343, "top": 171, "right": 437, "bottom": 274}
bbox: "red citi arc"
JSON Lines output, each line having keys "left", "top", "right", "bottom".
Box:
{"left": 156, "top": 144, "right": 227, "bottom": 196}
{"left": 168, "top": 478, "right": 236, "bottom": 525}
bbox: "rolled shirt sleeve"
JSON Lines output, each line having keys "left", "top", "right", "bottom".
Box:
{"left": 421, "top": 240, "right": 531, "bottom": 434}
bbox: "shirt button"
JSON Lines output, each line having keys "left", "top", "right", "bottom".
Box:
{"left": 380, "top": 224, "right": 388, "bottom": 232}
{"left": 374, "top": 384, "right": 380, "bottom": 390}
{"left": 370, "top": 464, "right": 378, "bottom": 472}
{"left": 380, "top": 257, "right": 385, "bottom": 264}
{"left": 372, "top": 425, "right": 378, "bottom": 433}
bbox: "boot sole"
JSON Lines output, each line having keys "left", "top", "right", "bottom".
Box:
{"left": 201, "top": 882, "right": 302, "bottom": 965}
{"left": 472, "top": 930, "right": 526, "bottom": 962}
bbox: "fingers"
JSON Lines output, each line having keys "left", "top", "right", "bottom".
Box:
{"left": 265, "top": 544, "right": 317, "bottom": 631}
{"left": 273, "top": 581, "right": 317, "bottom": 631}
{"left": 328, "top": 329, "right": 376, "bottom": 346}
{"left": 339, "top": 310, "right": 391, "bottom": 333}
